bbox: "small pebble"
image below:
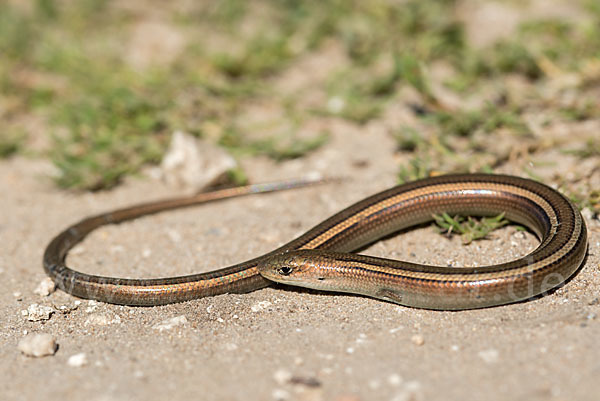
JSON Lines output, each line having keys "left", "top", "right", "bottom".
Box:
{"left": 478, "top": 349, "right": 500, "bottom": 364}
{"left": 85, "top": 300, "right": 98, "bottom": 313}
{"left": 67, "top": 353, "right": 88, "bottom": 367}
{"left": 327, "top": 96, "right": 345, "bottom": 113}
{"left": 25, "top": 304, "right": 54, "bottom": 321}
{"left": 160, "top": 130, "right": 237, "bottom": 191}
{"left": 272, "top": 389, "right": 290, "bottom": 401}
{"left": 152, "top": 315, "right": 188, "bottom": 331}
{"left": 411, "top": 334, "right": 425, "bottom": 346}
{"left": 85, "top": 313, "right": 121, "bottom": 326}
{"left": 166, "top": 229, "right": 182, "bottom": 243}
{"left": 251, "top": 301, "right": 272, "bottom": 312}
{"left": 57, "top": 303, "right": 79, "bottom": 314}
{"left": 273, "top": 368, "right": 292, "bottom": 385}
{"left": 18, "top": 333, "right": 57, "bottom": 357}
{"left": 388, "top": 374, "right": 403, "bottom": 386}
{"left": 109, "top": 245, "right": 124, "bottom": 253}
{"left": 34, "top": 278, "right": 56, "bottom": 296}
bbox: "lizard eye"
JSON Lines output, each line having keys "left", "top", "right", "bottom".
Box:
{"left": 278, "top": 266, "right": 293, "bottom": 275}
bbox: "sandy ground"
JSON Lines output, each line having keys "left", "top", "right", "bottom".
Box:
{"left": 1, "top": 126, "right": 600, "bottom": 401}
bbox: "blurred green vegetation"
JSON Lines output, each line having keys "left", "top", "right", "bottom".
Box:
{"left": 0, "top": 0, "right": 599, "bottom": 190}
{"left": 433, "top": 212, "right": 511, "bottom": 244}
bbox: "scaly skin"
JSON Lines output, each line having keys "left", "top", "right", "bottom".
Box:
{"left": 44, "top": 174, "right": 587, "bottom": 309}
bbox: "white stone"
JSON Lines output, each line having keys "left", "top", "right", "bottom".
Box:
{"left": 251, "top": 301, "right": 272, "bottom": 312}
{"left": 411, "top": 334, "right": 425, "bottom": 346}
{"left": 67, "top": 353, "right": 88, "bottom": 367}
{"left": 85, "top": 300, "right": 98, "bottom": 313}
{"left": 327, "top": 96, "right": 345, "bottom": 113}
{"left": 478, "top": 348, "right": 500, "bottom": 364}
{"left": 25, "top": 304, "right": 54, "bottom": 321}
{"left": 85, "top": 313, "right": 121, "bottom": 326}
{"left": 273, "top": 368, "right": 292, "bottom": 385}
{"left": 272, "top": 389, "right": 290, "bottom": 401}
{"left": 152, "top": 315, "right": 188, "bottom": 331}
{"left": 160, "top": 131, "right": 237, "bottom": 191}
{"left": 18, "top": 333, "right": 57, "bottom": 357}
{"left": 388, "top": 374, "right": 403, "bottom": 386}
{"left": 166, "top": 229, "right": 182, "bottom": 243}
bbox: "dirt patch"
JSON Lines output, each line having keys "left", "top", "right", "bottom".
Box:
{"left": 1, "top": 136, "right": 599, "bottom": 401}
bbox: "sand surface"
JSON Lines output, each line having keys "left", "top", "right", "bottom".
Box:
{"left": 2, "top": 129, "right": 600, "bottom": 401}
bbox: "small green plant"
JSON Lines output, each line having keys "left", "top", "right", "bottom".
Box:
{"left": 0, "top": 131, "right": 25, "bottom": 158}
{"left": 211, "top": 35, "right": 292, "bottom": 79}
{"left": 219, "top": 128, "right": 329, "bottom": 161}
{"left": 431, "top": 104, "right": 530, "bottom": 138}
{"left": 564, "top": 137, "right": 600, "bottom": 159}
{"left": 565, "top": 187, "right": 600, "bottom": 215}
{"left": 50, "top": 86, "right": 167, "bottom": 190}
{"left": 433, "top": 212, "right": 510, "bottom": 244}
{"left": 590, "top": 190, "right": 600, "bottom": 214}
{"left": 396, "top": 53, "right": 436, "bottom": 104}
{"left": 397, "top": 157, "right": 433, "bottom": 185}
{"left": 1, "top": 0, "right": 599, "bottom": 192}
